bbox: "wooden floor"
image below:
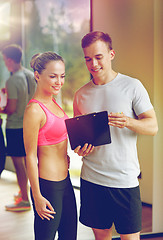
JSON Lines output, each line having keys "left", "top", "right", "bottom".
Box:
{"left": 0, "top": 170, "right": 162, "bottom": 240}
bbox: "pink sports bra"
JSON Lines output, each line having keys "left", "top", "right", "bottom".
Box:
{"left": 28, "top": 99, "right": 69, "bottom": 146}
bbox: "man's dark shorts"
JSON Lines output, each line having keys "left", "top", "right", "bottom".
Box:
{"left": 79, "top": 178, "right": 142, "bottom": 234}
{"left": 6, "top": 128, "right": 26, "bottom": 157}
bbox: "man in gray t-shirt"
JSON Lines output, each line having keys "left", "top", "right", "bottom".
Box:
{"left": 0, "top": 44, "right": 36, "bottom": 211}
{"left": 74, "top": 31, "right": 158, "bottom": 240}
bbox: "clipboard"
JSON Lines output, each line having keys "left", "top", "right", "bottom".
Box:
{"left": 65, "top": 111, "right": 111, "bottom": 150}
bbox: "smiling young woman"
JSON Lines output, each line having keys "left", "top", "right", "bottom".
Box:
{"left": 23, "top": 52, "right": 77, "bottom": 240}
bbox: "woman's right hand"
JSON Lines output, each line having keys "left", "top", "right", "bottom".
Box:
{"left": 34, "top": 195, "right": 56, "bottom": 220}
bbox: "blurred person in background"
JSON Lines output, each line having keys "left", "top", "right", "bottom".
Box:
{"left": 0, "top": 88, "right": 7, "bottom": 176}
{"left": 0, "top": 119, "right": 6, "bottom": 176}
{"left": 0, "top": 44, "right": 36, "bottom": 211}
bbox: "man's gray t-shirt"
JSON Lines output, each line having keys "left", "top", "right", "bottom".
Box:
{"left": 73, "top": 73, "right": 153, "bottom": 188}
{"left": 6, "top": 68, "right": 36, "bottom": 129}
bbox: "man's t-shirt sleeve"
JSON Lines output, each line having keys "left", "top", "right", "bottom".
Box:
{"left": 133, "top": 80, "right": 153, "bottom": 116}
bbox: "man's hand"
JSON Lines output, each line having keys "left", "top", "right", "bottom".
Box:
{"left": 108, "top": 112, "right": 129, "bottom": 128}
{"left": 74, "top": 143, "right": 94, "bottom": 157}
{"left": 108, "top": 109, "right": 158, "bottom": 136}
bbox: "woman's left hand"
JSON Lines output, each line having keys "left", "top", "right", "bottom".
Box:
{"left": 0, "top": 117, "right": 2, "bottom": 126}
{"left": 35, "top": 195, "right": 56, "bottom": 221}
{"left": 67, "top": 155, "right": 70, "bottom": 169}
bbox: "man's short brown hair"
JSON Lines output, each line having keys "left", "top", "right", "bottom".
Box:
{"left": 2, "top": 44, "right": 22, "bottom": 63}
{"left": 81, "top": 31, "right": 113, "bottom": 51}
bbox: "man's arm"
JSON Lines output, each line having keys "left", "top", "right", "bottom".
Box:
{"left": 1, "top": 99, "right": 17, "bottom": 115}
{"left": 108, "top": 108, "right": 158, "bottom": 136}
{"left": 75, "top": 109, "right": 158, "bottom": 157}
{"left": 73, "top": 94, "right": 95, "bottom": 156}
{"left": 73, "top": 94, "right": 83, "bottom": 117}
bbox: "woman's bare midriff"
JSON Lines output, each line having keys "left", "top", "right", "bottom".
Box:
{"left": 37, "top": 139, "right": 68, "bottom": 181}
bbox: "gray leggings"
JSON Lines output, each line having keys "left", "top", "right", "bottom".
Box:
{"left": 30, "top": 173, "right": 77, "bottom": 240}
